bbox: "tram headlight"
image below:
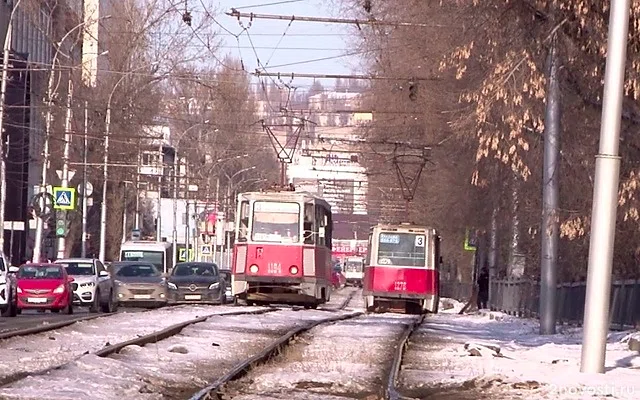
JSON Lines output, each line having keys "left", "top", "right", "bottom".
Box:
{"left": 249, "top": 264, "right": 259, "bottom": 273}
{"left": 289, "top": 265, "right": 299, "bottom": 275}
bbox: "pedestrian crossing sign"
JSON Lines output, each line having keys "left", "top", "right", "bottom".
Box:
{"left": 53, "top": 187, "right": 76, "bottom": 210}
{"left": 201, "top": 244, "right": 212, "bottom": 256}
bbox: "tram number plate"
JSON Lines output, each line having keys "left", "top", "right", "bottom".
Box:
{"left": 267, "top": 262, "right": 282, "bottom": 275}
{"left": 393, "top": 281, "right": 407, "bottom": 291}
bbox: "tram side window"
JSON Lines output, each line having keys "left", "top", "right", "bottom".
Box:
{"left": 304, "top": 203, "right": 315, "bottom": 244}
{"left": 238, "top": 201, "right": 250, "bottom": 241}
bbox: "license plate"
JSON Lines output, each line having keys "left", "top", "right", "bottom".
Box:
{"left": 27, "top": 297, "right": 47, "bottom": 303}
{"left": 133, "top": 294, "right": 152, "bottom": 299}
{"left": 184, "top": 294, "right": 201, "bottom": 300}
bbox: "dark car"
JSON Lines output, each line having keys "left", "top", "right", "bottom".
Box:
{"left": 167, "top": 262, "right": 226, "bottom": 304}
{"left": 111, "top": 261, "right": 168, "bottom": 308}
{"left": 218, "top": 269, "right": 233, "bottom": 303}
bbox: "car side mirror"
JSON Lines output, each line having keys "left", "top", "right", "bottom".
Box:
{"left": 67, "top": 276, "right": 75, "bottom": 282}
{"left": 8, "top": 266, "right": 19, "bottom": 273}
{"left": 98, "top": 270, "right": 109, "bottom": 278}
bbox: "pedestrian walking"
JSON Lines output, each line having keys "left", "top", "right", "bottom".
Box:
{"left": 476, "top": 268, "right": 489, "bottom": 310}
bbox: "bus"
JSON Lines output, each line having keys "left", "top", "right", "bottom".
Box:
{"left": 119, "top": 241, "right": 173, "bottom": 274}
{"left": 231, "top": 188, "right": 333, "bottom": 308}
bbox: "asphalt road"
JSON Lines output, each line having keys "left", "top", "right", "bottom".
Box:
{"left": 0, "top": 307, "right": 148, "bottom": 334}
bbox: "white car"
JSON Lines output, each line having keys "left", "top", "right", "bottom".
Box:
{"left": 0, "top": 252, "right": 17, "bottom": 317}
{"left": 54, "top": 258, "right": 117, "bottom": 313}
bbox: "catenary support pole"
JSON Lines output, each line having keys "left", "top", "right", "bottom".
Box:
{"left": 81, "top": 101, "right": 88, "bottom": 258}
{"left": 172, "top": 146, "right": 179, "bottom": 265}
{"left": 488, "top": 207, "right": 498, "bottom": 308}
{"left": 539, "top": 35, "right": 560, "bottom": 335}
{"left": 580, "top": 0, "right": 630, "bottom": 373}
{"left": 0, "top": 22, "right": 12, "bottom": 255}
{"left": 57, "top": 78, "right": 73, "bottom": 259}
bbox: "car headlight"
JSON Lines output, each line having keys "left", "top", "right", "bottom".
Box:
{"left": 114, "top": 280, "right": 123, "bottom": 286}
{"left": 16, "top": 287, "right": 22, "bottom": 293}
{"left": 53, "top": 284, "right": 65, "bottom": 294}
{"left": 167, "top": 282, "right": 177, "bottom": 290}
{"left": 79, "top": 282, "right": 95, "bottom": 288}
{"left": 208, "top": 282, "right": 220, "bottom": 290}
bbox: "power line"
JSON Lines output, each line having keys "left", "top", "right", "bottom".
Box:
{"left": 225, "top": 10, "right": 449, "bottom": 28}
{"left": 252, "top": 71, "right": 437, "bottom": 81}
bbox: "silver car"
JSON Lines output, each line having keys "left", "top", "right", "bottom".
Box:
{"left": 54, "top": 258, "right": 117, "bottom": 313}
{"left": 111, "top": 261, "right": 168, "bottom": 308}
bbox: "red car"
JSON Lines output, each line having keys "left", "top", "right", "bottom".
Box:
{"left": 13, "top": 263, "right": 74, "bottom": 314}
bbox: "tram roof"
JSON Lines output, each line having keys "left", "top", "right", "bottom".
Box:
{"left": 371, "top": 223, "right": 438, "bottom": 233}
{"left": 238, "top": 191, "right": 332, "bottom": 209}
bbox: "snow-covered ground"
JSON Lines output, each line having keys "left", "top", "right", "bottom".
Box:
{"left": 0, "top": 299, "right": 360, "bottom": 399}
{"left": 224, "top": 313, "right": 415, "bottom": 399}
{"left": 0, "top": 304, "right": 263, "bottom": 384}
{"left": 401, "top": 298, "right": 640, "bottom": 399}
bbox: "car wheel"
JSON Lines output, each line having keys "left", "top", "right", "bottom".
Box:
{"left": 90, "top": 290, "right": 100, "bottom": 313}
{"left": 100, "top": 290, "right": 113, "bottom": 313}
{"left": 1, "top": 294, "right": 16, "bottom": 318}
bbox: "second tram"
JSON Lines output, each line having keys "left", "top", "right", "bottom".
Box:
{"left": 231, "top": 188, "right": 333, "bottom": 308}
{"left": 363, "top": 223, "right": 441, "bottom": 314}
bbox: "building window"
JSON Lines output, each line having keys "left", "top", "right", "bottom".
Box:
{"left": 142, "top": 152, "right": 160, "bottom": 166}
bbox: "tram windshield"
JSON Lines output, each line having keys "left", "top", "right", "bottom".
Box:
{"left": 251, "top": 201, "right": 300, "bottom": 243}
{"left": 376, "top": 232, "right": 426, "bottom": 267}
{"left": 345, "top": 260, "right": 363, "bottom": 272}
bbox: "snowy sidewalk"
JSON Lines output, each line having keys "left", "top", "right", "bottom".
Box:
{"left": 401, "top": 298, "right": 640, "bottom": 399}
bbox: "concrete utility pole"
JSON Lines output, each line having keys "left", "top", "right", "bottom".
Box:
{"left": 581, "top": 0, "right": 630, "bottom": 374}
{"left": 81, "top": 101, "right": 88, "bottom": 258}
{"left": 57, "top": 78, "right": 73, "bottom": 259}
{"left": 539, "top": 35, "right": 560, "bottom": 335}
{"left": 0, "top": 19, "right": 12, "bottom": 255}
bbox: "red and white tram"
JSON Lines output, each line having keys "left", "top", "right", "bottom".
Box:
{"left": 363, "top": 223, "right": 441, "bottom": 314}
{"left": 231, "top": 188, "right": 333, "bottom": 308}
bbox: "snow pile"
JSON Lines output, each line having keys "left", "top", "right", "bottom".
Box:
{"left": 401, "top": 311, "right": 640, "bottom": 399}
{"left": 439, "top": 297, "right": 465, "bottom": 314}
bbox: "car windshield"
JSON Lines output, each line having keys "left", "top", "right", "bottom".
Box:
{"left": 59, "top": 262, "right": 95, "bottom": 276}
{"left": 115, "top": 264, "right": 160, "bottom": 278}
{"left": 18, "top": 265, "right": 63, "bottom": 279}
{"left": 173, "top": 263, "right": 217, "bottom": 277}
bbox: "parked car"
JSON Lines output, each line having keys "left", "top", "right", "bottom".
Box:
{"left": 13, "top": 263, "right": 74, "bottom": 314}
{"left": 218, "top": 269, "right": 233, "bottom": 303}
{"left": 54, "top": 258, "right": 117, "bottom": 313}
{"left": 0, "top": 253, "right": 17, "bottom": 317}
{"left": 167, "top": 262, "right": 226, "bottom": 304}
{"left": 331, "top": 265, "right": 347, "bottom": 289}
{"left": 111, "top": 261, "right": 168, "bottom": 308}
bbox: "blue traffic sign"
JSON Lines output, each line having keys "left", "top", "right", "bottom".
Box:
{"left": 53, "top": 187, "right": 76, "bottom": 210}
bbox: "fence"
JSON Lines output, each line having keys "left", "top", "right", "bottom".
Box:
{"left": 440, "top": 278, "right": 640, "bottom": 330}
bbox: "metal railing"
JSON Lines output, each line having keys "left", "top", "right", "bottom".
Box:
{"left": 441, "top": 278, "right": 640, "bottom": 330}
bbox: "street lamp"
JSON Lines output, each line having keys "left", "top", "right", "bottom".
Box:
{"left": 172, "top": 121, "right": 209, "bottom": 266}
{"left": 99, "top": 61, "right": 159, "bottom": 262}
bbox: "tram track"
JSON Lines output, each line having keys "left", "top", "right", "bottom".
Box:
{"left": 0, "top": 306, "right": 275, "bottom": 390}
{"left": 189, "top": 291, "right": 360, "bottom": 400}
{"left": 386, "top": 315, "right": 426, "bottom": 400}
{"left": 0, "top": 290, "right": 360, "bottom": 399}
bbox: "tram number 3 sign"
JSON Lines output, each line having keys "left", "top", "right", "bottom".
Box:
{"left": 394, "top": 281, "right": 407, "bottom": 291}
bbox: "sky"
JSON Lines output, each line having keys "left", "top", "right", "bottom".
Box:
{"left": 213, "top": 0, "right": 361, "bottom": 91}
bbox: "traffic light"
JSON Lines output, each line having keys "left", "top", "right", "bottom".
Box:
{"left": 55, "top": 210, "right": 68, "bottom": 238}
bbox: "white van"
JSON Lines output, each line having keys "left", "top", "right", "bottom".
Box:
{"left": 0, "top": 253, "right": 17, "bottom": 317}
{"left": 119, "top": 241, "right": 173, "bottom": 274}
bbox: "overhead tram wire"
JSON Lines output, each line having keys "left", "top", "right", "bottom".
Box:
{"left": 225, "top": 10, "right": 451, "bottom": 28}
